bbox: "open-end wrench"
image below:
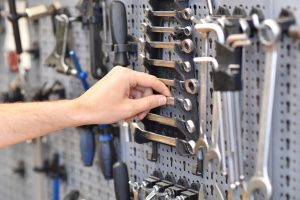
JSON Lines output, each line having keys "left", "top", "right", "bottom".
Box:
{"left": 166, "top": 97, "right": 192, "bottom": 111}
{"left": 145, "top": 8, "right": 193, "bottom": 21}
{"left": 159, "top": 78, "right": 199, "bottom": 95}
{"left": 247, "top": 19, "right": 281, "bottom": 200}
{"left": 44, "top": 14, "right": 76, "bottom": 75}
{"left": 139, "top": 38, "right": 194, "bottom": 54}
{"left": 145, "top": 113, "right": 196, "bottom": 134}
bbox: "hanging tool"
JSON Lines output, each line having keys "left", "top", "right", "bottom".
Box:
{"left": 159, "top": 78, "right": 199, "bottom": 95}
{"left": 145, "top": 8, "right": 193, "bottom": 21}
{"left": 69, "top": 50, "right": 116, "bottom": 178}
{"left": 145, "top": 113, "right": 196, "bottom": 134}
{"left": 131, "top": 122, "right": 196, "bottom": 156}
{"left": 139, "top": 38, "right": 194, "bottom": 54}
{"left": 246, "top": 19, "right": 281, "bottom": 200}
{"left": 44, "top": 14, "right": 76, "bottom": 75}
{"left": 139, "top": 54, "right": 192, "bottom": 79}
{"left": 110, "top": 0, "right": 129, "bottom": 66}
{"left": 113, "top": 162, "right": 130, "bottom": 200}
{"left": 34, "top": 153, "right": 67, "bottom": 200}
{"left": 85, "top": 0, "right": 108, "bottom": 79}
{"left": 7, "top": 0, "right": 63, "bottom": 54}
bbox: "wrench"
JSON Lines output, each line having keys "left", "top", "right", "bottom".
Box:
{"left": 139, "top": 54, "right": 192, "bottom": 73}
{"left": 139, "top": 38, "right": 194, "bottom": 54}
{"left": 44, "top": 14, "right": 76, "bottom": 75}
{"left": 129, "top": 181, "right": 140, "bottom": 200}
{"left": 159, "top": 78, "right": 199, "bottom": 95}
{"left": 166, "top": 97, "right": 192, "bottom": 111}
{"left": 141, "top": 23, "right": 193, "bottom": 36}
{"left": 145, "top": 8, "right": 193, "bottom": 21}
{"left": 205, "top": 93, "right": 221, "bottom": 169}
{"left": 145, "top": 113, "right": 196, "bottom": 134}
{"left": 247, "top": 19, "right": 281, "bottom": 200}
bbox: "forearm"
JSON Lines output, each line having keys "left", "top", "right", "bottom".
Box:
{"left": 0, "top": 100, "right": 85, "bottom": 148}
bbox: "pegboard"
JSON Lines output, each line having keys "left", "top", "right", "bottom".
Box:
{"left": 0, "top": 0, "right": 299, "bottom": 200}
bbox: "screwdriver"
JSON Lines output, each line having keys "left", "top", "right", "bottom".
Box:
{"left": 69, "top": 50, "right": 116, "bottom": 178}
{"left": 110, "top": 0, "right": 129, "bottom": 66}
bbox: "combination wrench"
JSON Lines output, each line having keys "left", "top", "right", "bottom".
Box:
{"left": 44, "top": 14, "right": 76, "bottom": 75}
{"left": 159, "top": 78, "right": 199, "bottom": 95}
{"left": 166, "top": 97, "right": 192, "bottom": 111}
{"left": 145, "top": 8, "right": 193, "bottom": 21}
{"left": 145, "top": 113, "right": 196, "bottom": 134}
{"left": 141, "top": 23, "right": 193, "bottom": 37}
{"left": 246, "top": 19, "right": 281, "bottom": 200}
{"left": 139, "top": 54, "right": 192, "bottom": 78}
{"left": 139, "top": 38, "right": 195, "bottom": 54}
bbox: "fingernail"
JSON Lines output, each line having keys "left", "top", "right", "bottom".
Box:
{"left": 158, "top": 96, "right": 167, "bottom": 106}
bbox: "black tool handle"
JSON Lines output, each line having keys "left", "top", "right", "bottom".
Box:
{"left": 113, "top": 161, "right": 130, "bottom": 200}
{"left": 110, "top": 1, "right": 129, "bottom": 66}
{"left": 89, "top": 1, "right": 107, "bottom": 79}
{"left": 8, "top": 0, "right": 23, "bottom": 54}
{"left": 98, "top": 132, "right": 116, "bottom": 180}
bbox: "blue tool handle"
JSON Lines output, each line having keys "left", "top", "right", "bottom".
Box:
{"left": 79, "top": 129, "right": 95, "bottom": 166}
{"left": 53, "top": 177, "right": 60, "bottom": 200}
{"left": 69, "top": 50, "right": 90, "bottom": 91}
{"left": 98, "top": 132, "right": 116, "bottom": 180}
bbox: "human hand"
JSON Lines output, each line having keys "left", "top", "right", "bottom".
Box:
{"left": 75, "top": 66, "right": 171, "bottom": 124}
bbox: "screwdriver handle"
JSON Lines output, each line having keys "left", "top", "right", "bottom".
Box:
{"left": 113, "top": 161, "right": 130, "bottom": 200}
{"left": 69, "top": 50, "right": 90, "bottom": 90}
{"left": 110, "top": 1, "right": 129, "bottom": 66}
{"left": 89, "top": 1, "right": 107, "bottom": 79}
{"left": 79, "top": 129, "right": 95, "bottom": 166}
{"left": 98, "top": 130, "right": 116, "bottom": 180}
{"left": 7, "top": 0, "right": 23, "bottom": 54}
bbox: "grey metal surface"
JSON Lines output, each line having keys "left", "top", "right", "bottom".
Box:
{"left": 0, "top": 0, "right": 298, "bottom": 200}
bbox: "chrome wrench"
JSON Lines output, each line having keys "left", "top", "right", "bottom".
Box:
{"left": 247, "top": 19, "right": 281, "bottom": 200}
{"left": 44, "top": 14, "right": 76, "bottom": 75}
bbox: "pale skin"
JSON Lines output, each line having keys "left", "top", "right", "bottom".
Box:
{"left": 0, "top": 66, "right": 171, "bottom": 148}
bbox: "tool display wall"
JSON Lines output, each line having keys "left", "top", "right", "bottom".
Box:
{"left": 0, "top": 0, "right": 299, "bottom": 200}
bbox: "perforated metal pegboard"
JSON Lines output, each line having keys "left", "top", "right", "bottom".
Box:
{"left": 0, "top": 0, "right": 299, "bottom": 200}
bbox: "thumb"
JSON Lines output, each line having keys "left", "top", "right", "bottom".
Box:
{"left": 130, "top": 95, "right": 167, "bottom": 115}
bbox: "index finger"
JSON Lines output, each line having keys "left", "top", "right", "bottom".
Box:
{"left": 129, "top": 71, "right": 171, "bottom": 96}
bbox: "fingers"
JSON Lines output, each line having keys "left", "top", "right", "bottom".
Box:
{"left": 130, "top": 95, "right": 167, "bottom": 116}
{"left": 130, "top": 89, "right": 143, "bottom": 99}
{"left": 129, "top": 71, "right": 171, "bottom": 97}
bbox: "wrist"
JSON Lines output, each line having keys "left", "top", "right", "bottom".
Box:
{"left": 69, "top": 98, "right": 93, "bottom": 126}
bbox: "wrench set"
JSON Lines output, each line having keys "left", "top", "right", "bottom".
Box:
{"left": 129, "top": 1, "right": 299, "bottom": 200}
{"left": 2, "top": 0, "right": 300, "bottom": 199}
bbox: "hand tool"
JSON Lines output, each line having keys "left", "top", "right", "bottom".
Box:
{"left": 145, "top": 113, "right": 195, "bottom": 134}
{"left": 44, "top": 14, "right": 76, "bottom": 75}
{"left": 139, "top": 38, "right": 194, "bottom": 54}
{"left": 113, "top": 162, "right": 130, "bottom": 200}
{"left": 139, "top": 54, "right": 192, "bottom": 79}
{"left": 63, "top": 190, "right": 80, "bottom": 200}
{"left": 159, "top": 78, "right": 199, "bottom": 95}
{"left": 141, "top": 23, "right": 193, "bottom": 39}
{"left": 86, "top": 0, "right": 108, "bottom": 79}
{"left": 70, "top": 50, "right": 116, "bottom": 178}
{"left": 129, "top": 181, "right": 140, "bottom": 200}
{"left": 247, "top": 19, "right": 281, "bottom": 200}
{"left": 131, "top": 122, "right": 196, "bottom": 156}
{"left": 7, "top": 0, "right": 62, "bottom": 54}
{"left": 205, "top": 93, "right": 221, "bottom": 169}
{"left": 110, "top": 1, "right": 129, "bottom": 66}
{"left": 198, "top": 184, "right": 205, "bottom": 200}
{"left": 214, "top": 183, "right": 225, "bottom": 200}
{"left": 145, "top": 8, "right": 193, "bottom": 21}
{"left": 166, "top": 96, "right": 192, "bottom": 111}
{"left": 206, "top": 0, "right": 214, "bottom": 15}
